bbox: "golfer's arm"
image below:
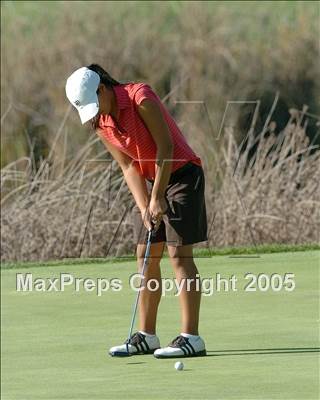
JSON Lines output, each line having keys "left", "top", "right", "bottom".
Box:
{"left": 137, "top": 99, "right": 173, "bottom": 199}
{"left": 97, "top": 132, "right": 149, "bottom": 212}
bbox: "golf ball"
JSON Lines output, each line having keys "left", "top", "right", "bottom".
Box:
{"left": 174, "top": 361, "right": 184, "bottom": 371}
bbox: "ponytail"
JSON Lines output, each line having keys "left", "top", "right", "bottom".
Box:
{"left": 86, "top": 63, "right": 120, "bottom": 87}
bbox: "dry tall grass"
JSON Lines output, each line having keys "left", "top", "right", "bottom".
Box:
{"left": 205, "top": 108, "right": 320, "bottom": 248}
{"left": 1, "top": 2, "right": 319, "bottom": 261}
{"left": 1, "top": 104, "right": 319, "bottom": 262}
{"left": 1, "top": 1, "right": 319, "bottom": 166}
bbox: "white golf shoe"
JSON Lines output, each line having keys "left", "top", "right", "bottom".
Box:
{"left": 154, "top": 334, "right": 206, "bottom": 358}
{"left": 109, "top": 332, "right": 160, "bottom": 357}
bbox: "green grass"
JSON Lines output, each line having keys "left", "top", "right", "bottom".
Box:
{"left": 1, "top": 250, "right": 319, "bottom": 399}
{"left": 2, "top": 243, "right": 319, "bottom": 270}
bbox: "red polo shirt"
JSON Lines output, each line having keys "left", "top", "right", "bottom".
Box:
{"left": 97, "top": 83, "right": 202, "bottom": 180}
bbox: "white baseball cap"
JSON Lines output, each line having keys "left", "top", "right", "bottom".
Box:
{"left": 65, "top": 67, "right": 100, "bottom": 124}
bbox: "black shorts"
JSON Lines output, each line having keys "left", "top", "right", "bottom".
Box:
{"left": 131, "top": 162, "right": 208, "bottom": 246}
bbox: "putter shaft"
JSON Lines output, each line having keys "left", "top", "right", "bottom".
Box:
{"left": 126, "top": 228, "right": 153, "bottom": 353}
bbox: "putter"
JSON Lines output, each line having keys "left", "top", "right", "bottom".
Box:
{"left": 111, "top": 225, "right": 155, "bottom": 357}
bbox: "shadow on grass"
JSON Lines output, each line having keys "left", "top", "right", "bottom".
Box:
{"left": 126, "top": 362, "right": 147, "bottom": 365}
{"left": 206, "top": 347, "right": 320, "bottom": 357}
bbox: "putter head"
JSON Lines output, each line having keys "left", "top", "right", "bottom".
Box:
{"left": 109, "top": 340, "right": 132, "bottom": 357}
{"left": 109, "top": 350, "right": 132, "bottom": 357}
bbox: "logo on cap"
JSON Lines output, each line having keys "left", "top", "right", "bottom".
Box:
{"left": 74, "top": 100, "right": 81, "bottom": 106}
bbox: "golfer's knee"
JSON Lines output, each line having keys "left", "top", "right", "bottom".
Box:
{"left": 170, "top": 256, "right": 195, "bottom": 270}
{"left": 136, "top": 243, "right": 164, "bottom": 271}
{"left": 137, "top": 256, "right": 161, "bottom": 272}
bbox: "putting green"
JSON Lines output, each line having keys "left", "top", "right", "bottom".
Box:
{"left": 1, "top": 251, "right": 319, "bottom": 399}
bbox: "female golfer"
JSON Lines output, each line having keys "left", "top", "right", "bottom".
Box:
{"left": 66, "top": 64, "right": 207, "bottom": 358}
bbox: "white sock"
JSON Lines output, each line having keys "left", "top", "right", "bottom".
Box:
{"left": 139, "top": 330, "right": 156, "bottom": 338}
{"left": 181, "top": 332, "right": 199, "bottom": 340}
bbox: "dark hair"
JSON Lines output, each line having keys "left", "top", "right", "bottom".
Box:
{"left": 87, "top": 63, "right": 121, "bottom": 87}
{"left": 86, "top": 63, "right": 120, "bottom": 130}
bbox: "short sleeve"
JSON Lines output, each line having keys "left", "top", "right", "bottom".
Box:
{"left": 133, "top": 84, "right": 160, "bottom": 106}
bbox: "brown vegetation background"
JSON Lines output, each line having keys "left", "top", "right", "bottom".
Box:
{"left": 1, "top": 1, "right": 319, "bottom": 261}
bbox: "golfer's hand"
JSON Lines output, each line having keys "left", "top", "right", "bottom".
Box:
{"left": 140, "top": 207, "right": 154, "bottom": 232}
{"left": 149, "top": 196, "right": 168, "bottom": 231}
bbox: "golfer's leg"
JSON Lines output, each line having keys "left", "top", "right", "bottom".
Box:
{"left": 137, "top": 241, "right": 165, "bottom": 334}
{"left": 167, "top": 244, "right": 201, "bottom": 335}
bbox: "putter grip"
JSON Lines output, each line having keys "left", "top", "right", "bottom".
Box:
{"left": 149, "top": 221, "right": 156, "bottom": 237}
